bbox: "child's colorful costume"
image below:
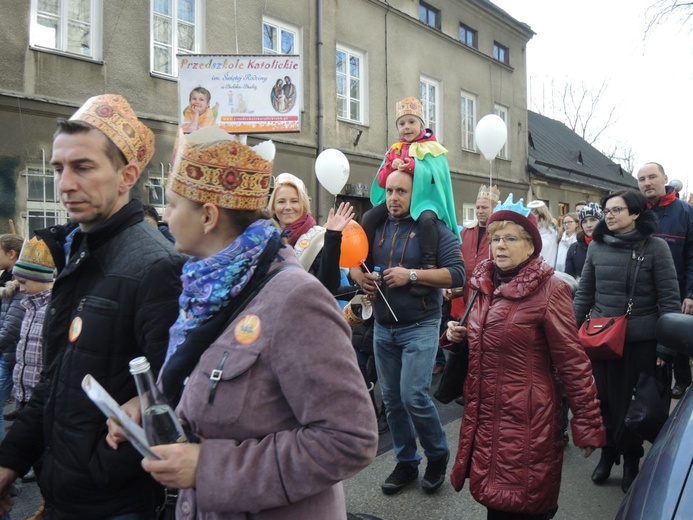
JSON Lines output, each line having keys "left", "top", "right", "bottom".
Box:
{"left": 369, "top": 97, "right": 459, "bottom": 241}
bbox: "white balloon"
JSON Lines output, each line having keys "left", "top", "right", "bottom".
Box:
{"left": 475, "top": 114, "right": 508, "bottom": 161}
{"left": 315, "top": 148, "right": 350, "bottom": 195}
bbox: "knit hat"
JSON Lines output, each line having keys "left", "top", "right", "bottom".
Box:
{"left": 274, "top": 173, "right": 308, "bottom": 198}
{"left": 477, "top": 184, "right": 501, "bottom": 204}
{"left": 169, "top": 127, "right": 276, "bottom": 210}
{"left": 487, "top": 194, "right": 542, "bottom": 256}
{"left": 13, "top": 237, "right": 55, "bottom": 282}
{"left": 70, "top": 94, "right": 155, "bottom": 172}
{"left": 579, "top": 202, "right": 604, "bottom": 224}
{"left": 395, "top": 97, "right": 424, "bottom": 123}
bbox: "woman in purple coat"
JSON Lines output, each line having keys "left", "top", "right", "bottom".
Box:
{"left": 111, "top": 129, "right": 377, "bottom": 520}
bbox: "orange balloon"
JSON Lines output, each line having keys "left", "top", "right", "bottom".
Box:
{"left": 339, "top": 221, "right": 369, "bottom": 268}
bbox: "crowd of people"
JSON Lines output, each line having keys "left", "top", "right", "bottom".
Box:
{"left": 0, "top": 92, "right": 688, "bottom": 520}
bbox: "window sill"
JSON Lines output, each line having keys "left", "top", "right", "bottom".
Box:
{"left": 337, "top": 117, "right": 367, "bottom": 128}
{"left": 149, "top": 71, "right": 179, "bottom": 82}
{"left": 30, "top": 46, "right": 103, "bottom": 65}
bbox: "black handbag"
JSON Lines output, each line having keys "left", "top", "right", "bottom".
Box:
{"left": 433, "top": 291, "right": 478, "bottom": 404}
{"left": 624, "top": 365, "right": 672, "bottom": 443}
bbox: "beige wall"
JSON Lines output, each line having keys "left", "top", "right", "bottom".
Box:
{"left": 0, "top": 0, "right": 534, "bottom": 232}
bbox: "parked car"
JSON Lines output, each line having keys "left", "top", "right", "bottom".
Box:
{"left": 615, "top": 313, "right": 693, "bottom": 519}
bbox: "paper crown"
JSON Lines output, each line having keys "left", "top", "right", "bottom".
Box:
{"left": 70, "top": 94, "right": 155, "bottom": 172}
{"left": 493, "top": 194, "right": 531, "bottom": 216}
{"left": 477, "top": 184, "right": 501, "bottom": 204}
{"left": 169, "top": 127, "right": 275, "bottom": 210}
{"left": 13, "top": 237, "right": 55, "bottom": 283}
{"left": 395, "top": 97, "right": 424, "bottom": 123}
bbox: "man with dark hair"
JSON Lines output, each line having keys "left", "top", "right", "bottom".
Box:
{"left": 143, "top": 203, "right": 175, "bottom": 243}
{"left": 351, "top": 171, "right": 464, "bottom": 496}
{"left": 638, "top": 161, "right": 693, "bottom": 398}
{"left": 575, "top": 200, "right": 588, "bottom": 214}
{"left": 0, "top": 94, "right": 184, "bottom": 519}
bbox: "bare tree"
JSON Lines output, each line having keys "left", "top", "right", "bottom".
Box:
{"left": 645, "top": 0, "right": 693, "bottom": 35}
{"left": 556, "top": 81, "right": 617, "bottom": 145}
{"left": 602, "top": 142, "right": 637, "bottom": 175}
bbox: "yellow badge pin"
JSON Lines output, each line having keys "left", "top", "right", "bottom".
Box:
{"left": 234, "top": 315, "right": 261, "bottom": 345}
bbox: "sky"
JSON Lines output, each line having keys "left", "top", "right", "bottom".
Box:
{"left": 491, "top": 0, "right": 693, "bottom": 196}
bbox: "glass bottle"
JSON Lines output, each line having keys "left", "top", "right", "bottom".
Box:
{"left": 129, "top": 356, "right": 186, "bottom": 446}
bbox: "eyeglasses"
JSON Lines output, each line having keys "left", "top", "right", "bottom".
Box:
{"left": 562, "top": 220, "right": 575, "bottom": 225}
{"left": 490, "top": 235, "right": 525, "bottom": 245}
{"left": 603, "top": 206, "right": 626, "bottom": 216}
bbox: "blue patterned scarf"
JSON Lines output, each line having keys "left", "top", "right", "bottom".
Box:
{"left": 166, "top": 219, "right": 280, "bottom": 361}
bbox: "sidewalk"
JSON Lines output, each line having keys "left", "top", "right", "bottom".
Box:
{"left": 344, "top": 417, "right": 627, "bottom": 520}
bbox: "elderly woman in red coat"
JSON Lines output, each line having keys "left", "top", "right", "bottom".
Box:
{"left": 446, "top": 198, "right": 605, "bottom": 520}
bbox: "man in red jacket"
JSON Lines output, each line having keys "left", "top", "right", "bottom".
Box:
{"left": 448, "top": 185, "right": 500, "bottom": 320}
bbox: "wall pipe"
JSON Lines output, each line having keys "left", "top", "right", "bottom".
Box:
{"left": 315, "top": 0, "right": 324, "bottom": 221}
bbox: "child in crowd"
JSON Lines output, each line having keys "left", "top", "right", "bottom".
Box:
{"left": 12, "top": 237, "right": 55, "bottom": 413}
{"left": 362, "top": 97, "right": 458, "bottom": 296}
{"left": 181, "top": 86, "right": 219, "bottom": 132}
{"left": 0, "top": 234, "right": 25, "bottom": 436}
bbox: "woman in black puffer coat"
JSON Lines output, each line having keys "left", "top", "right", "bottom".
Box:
{"left": 574, "top": 190, "right": 680, "bottom": 493}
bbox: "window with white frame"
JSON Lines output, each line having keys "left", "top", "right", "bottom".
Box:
{"left": 336, "top": 45, "right": 365, "bottom": 124}
{"left": 420, "top": 76, "right": 440, "bottom": 139}
{"left": 462, "top": 203, "right": 476, "bottom": 226}
{"left": 151, "top": 0, "right": 202, "bottom": 76}
{"left": 460, "top": 91, "right": 476, "bottom": 151}
{"left": 30, "top": 0, "right": 102, "bottom": 59}
{"left": 24, "top": 167, "right": 67, "bottom": 236}
{"left": 493, "top": 104, "right": 509, "bottom": 159}
{"left": 262, "top": 17, "right": 298, "bottom": 55}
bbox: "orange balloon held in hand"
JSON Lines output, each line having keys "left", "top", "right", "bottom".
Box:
{"left": 339, "top": 221, "right": 369, "bottom": 268}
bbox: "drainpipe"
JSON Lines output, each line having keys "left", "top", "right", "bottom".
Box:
{"left": 316, "top": 0, "right": 324, "bottom": 220}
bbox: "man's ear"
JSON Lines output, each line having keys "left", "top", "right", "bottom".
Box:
{"left": 119, "top": 163, "right": 141, "bottom": 194}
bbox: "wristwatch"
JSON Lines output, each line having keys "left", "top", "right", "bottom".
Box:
{"left": 409, "top": 269, "right": 418, "bottom": 283}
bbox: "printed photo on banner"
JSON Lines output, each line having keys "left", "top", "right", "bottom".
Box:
{"left": 177, "top": 54, "right": 302, "bottom": 134}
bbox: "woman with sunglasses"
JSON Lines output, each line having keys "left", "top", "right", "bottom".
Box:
{"left": 573, "top": 189, "right": 680, "bottom": 493}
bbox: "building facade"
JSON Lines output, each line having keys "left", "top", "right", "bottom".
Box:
{"left": 0, "top": 0, "right": 534, "bottom": 237}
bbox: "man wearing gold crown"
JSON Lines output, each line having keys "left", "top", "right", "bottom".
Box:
{"left": 448, "top": 184, "right": 500, "bottom": 320}
{"left": 0, "top": 95, "right": 185, "bottom": 519}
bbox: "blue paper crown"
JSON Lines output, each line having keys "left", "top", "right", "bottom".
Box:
{"left": 493, "top": 194, "right": 531, "bottom": 217}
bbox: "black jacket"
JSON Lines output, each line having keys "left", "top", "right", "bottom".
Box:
{"left": 0, "top": 200, "right": 185, "bottom": 519}
{"left": 564, "top": 234, "right": 588, "bottom": 280}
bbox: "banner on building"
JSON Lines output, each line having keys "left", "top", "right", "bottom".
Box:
{"left": 177, "top": 54, "right": 301, "bottom": 134}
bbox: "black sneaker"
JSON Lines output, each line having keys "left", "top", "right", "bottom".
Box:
{"left": 421, "top": 452, "right": 449, "bottom": 494}
{"left": 381, "top": 462, "right": 418, "bottom": 495}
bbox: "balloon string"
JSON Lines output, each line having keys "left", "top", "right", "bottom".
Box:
{"left": 360, "top": 261, "right": 399, "bottom": 322}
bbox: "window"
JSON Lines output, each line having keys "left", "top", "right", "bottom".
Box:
{"left": 459, "top": 23, "right": 477, "bottom": 48}
{"left": 558, "top": 202, "right": 569, "bottom": 216}
{"left": 420, "top": 77, "right": 440, "bottom": 138}
{"left": 262, "top": 17, "right": 298, "bottom": 55}
{"left": 30, "top": 0, "right": 102, "bottom": 59}
{"left": 336, "top": 45, "right": 365, "bottom": 124}
{"left": 24, "top": 167, "right": 67, "bottom": 236}
{"left": 419, "top": 1, "right": 440, "bottom": 30}
{"left": 147, "top": 176, "right": 167, "bottom": 206}
{"left": 460, "top": 91, "right": 476, "bottom": 151}
{"left": 462, "top": 204, "right": 476, "bottom": 226}
{"left": 493, "top": 41, "right": 509, "bottom": 65}
{"left": 151, "top": 0, "right": 202, "bottom": 76}
{"left": 493, "top": 104, "right": 509, "bottom": 159}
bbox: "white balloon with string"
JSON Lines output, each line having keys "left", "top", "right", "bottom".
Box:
{"left": 475, "top": 114, "right": 508, "bottom": 189}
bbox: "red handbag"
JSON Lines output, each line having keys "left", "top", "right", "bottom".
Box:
{"left": 578, "top": 314, "right": 628, "bottom": 360}
{"left": 579, "top": 246, "right": 645, "bottom": 361}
